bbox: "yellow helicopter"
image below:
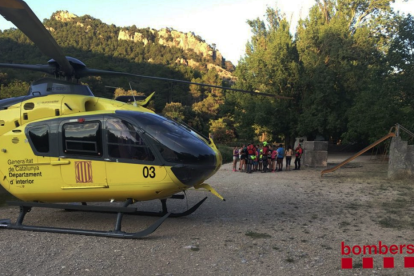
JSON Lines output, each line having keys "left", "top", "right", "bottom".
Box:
{"left": 0, "top": 0, "right": 288, "bottom": 238}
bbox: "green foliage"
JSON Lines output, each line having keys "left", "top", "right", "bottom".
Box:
{"left": 387, "top": 14, "right": 414, "bottom": 131}
{"left": 216, "top": 144, "right": 233, "bottom": 164}
{"left": 209, "top": 118, "right": 235, "bottom": 143}
{"left": 293, "top": 0, "right": 410, "bottom": 142}
{"left": 162, "top": 102, "right": 185, "bottom": 120}
{"left": 1, "top": 3, "right": 414, "bottom": 145}
{"left": 113, "top": 88, "right": 145, "bottom": 98}
{"left": 228, "top": 0, "right": 414, "bottom": 144}
{"left": 0, "top": 80, "right": 29, "bottom": 99}
{"left": 229, "top": 7, "right": 300, "bottom": 144}
{"left": 0, "top": 12, "right": 235, "bottom": 135}
{"left": 344, "top": 7, "right": 414, "bottom": 142}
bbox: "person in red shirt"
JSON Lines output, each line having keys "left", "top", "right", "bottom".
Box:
{"left": 262, "top": 141, "right": 269, "bottom": 172}
{"left": 294, "top": 144, "right": 303, "bottom": 170}
{"left": 246, "top": 142, "right": 256, "bottom": 173}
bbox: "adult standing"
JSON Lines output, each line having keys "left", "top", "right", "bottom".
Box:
{"left": 232, "top": 146, "right": 239, "bottom": 172}
{"left": 271, "top": 146, "right": 277, "bottom": 172}
{"left": 262, "top": 141, "right": 269, "bottom": 172}
{"left": 285, "top": 145, "right": 293, "bottom": 171}
{"left": 276, "top": 144, "right": 285, "bottom": 171}
{"left": 258, "top": 149, "right": 263, "bottom": 171}
{"left": 262, "top": 149, "right": 268, "bottom": 173}
{"left": 246, "top": 142, "right": 256, "bottom": 173}
{"left": 253, "top": 148, "right": 259, "bottom": 172}
{"left": 240, "top": 144, "right": 247, "bottom": 172}
{"left": 267, "top": 146, "right": 272, "bottom": 172}
{"left": 294, "top": 144, "right": 303, "bottom": 170}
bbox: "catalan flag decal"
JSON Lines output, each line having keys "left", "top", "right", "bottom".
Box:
{"left": 75, "top": 161, "right": 93, "bottom": 183}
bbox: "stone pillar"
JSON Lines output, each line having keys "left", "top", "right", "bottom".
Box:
{"left": 294, "top": 137, "right": 307, "bottom": 149}
{"left": 388, "top": 136, "right": 414, "bottom": 178}
{"left": 303, "top": 141, "right": 328, "bottom": 167}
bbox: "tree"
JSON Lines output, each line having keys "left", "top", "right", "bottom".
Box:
{"left": 388, "top": 14, "right": 414, "bottom": 129}
{"left": 189, "top": 77, "right": 203, "bottom": 102}
{"left": 345, "top": 13, "right": 414, "bottom": 142}
{"left": 295, "top": 0, "right": 395, "bottom": 141}
{"left": 113, "top": 88, "right": 145, "bottom": 98}
{"left": 232, "top": 7, "right": 300, "bottom": 143}
{"left": 0, "top": 12, "right": 230, "bottom": 135}
{"left": 162, "top": 102, "right": 185, "bottom": 120}
{"left": 0, "top": 80, "right": 29, "bottom": 99}
{"left": 209, "top": 118, "right": 235, "bottom": 143}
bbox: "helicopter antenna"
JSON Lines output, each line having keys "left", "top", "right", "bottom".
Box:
{"left": 105, "top": 85, "right": 122, "bottom": 93}
{"left": 105, "top": 85, "right": 119, "bottom": 90}
{"left": 129, "top": 81, "right": 138, "bottom": 107}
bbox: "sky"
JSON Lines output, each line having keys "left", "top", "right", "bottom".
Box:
{"left": 0, "top": 0, "right": 413, "bottom": 65}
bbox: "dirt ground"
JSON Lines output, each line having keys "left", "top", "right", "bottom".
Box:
{"left": 0, "top": 153, "right": 413, "bottom": 275}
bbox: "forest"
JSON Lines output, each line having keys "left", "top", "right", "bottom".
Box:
{"left": 0, "top": 0, "right": 413, "bottom": 146}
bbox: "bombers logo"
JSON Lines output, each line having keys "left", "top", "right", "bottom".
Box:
{"left": 75, "top": 161, "right": 93, "bottom": 183}
{"left": 341, "top": 241, "right": 414, "bottom": 269}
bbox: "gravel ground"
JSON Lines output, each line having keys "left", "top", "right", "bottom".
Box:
{"left": 0, "top": 154, "right": 412, "bottom": 275}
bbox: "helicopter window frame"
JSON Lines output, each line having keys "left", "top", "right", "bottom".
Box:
{"left": 105, "top": 117, "right": 156, "bottom": 162}
{"left": 62, "top": 120, "right": 103, "bottom": 157}
{"left": 26, "top": 124, "right": 50, "bottom": 154}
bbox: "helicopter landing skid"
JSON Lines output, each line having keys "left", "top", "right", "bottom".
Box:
{"left": 61, "top": 195, "right": 207, "bottom": 218}
{"left": 0, "top": 199, "right": 170, "bottom": 239}
{"left": 131, "top": 196, "right": 208, "bottom": 218}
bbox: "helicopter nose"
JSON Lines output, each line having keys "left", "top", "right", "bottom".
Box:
{"left": 171, "top": 154, "right": 218, "bottom": 187}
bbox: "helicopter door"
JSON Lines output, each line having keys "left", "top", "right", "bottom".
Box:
{"left": 104, "top": 117, "right": 167, "bottom": 193}
{"left": 58, "top": 118, "right": 108, "bottom": 189}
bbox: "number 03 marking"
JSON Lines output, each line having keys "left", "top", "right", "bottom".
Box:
{"left": 143, "top": 166, "right": 156, "bottom": 178}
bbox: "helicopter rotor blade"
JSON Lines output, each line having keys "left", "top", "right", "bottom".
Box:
{"left": 78, "top": 68, "right": 294, "bottom": 99}
{"left": 0, "top": 63, "right": 56, "bottom": 75}
{"left": 0, "top": 0, "right": 73, "bottom": 77}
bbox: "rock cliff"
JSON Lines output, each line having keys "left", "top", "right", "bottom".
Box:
{"left": 53, "top": 11, "right": 77, "bottom": 22}
{"left": 51, "top": 11, "right": 235, "bottom": 81}
{"left": 157, "top": 29, "right": 223, "bottom": 63}
{"left": 118, "top": 30, "right": 149, "bottom": 46}
{"left": 118, "top": 28, "right": 223, "bottom": 62}
{"left": 118, "top": 28, "right": 234, "bottom": 80}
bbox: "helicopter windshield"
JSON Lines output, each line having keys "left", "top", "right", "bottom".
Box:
{"left": 117, "top": 111, "right": 216, "bottom": 165}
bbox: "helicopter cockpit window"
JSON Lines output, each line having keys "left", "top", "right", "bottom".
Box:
{"left": 63, "top": 121, "right": 102, "bottom": 156}
{"left": 118, "top": 111, "right": 216, "bottom": 165}
{"left": 28, "top": 125, "right": 49, "bottom": 153}
{"left": 106, "top": 118, "right": 155, "bottom": 161}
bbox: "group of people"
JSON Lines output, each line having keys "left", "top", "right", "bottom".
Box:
{"left": 232, "top": 142, "right": 303, "bottom": 173}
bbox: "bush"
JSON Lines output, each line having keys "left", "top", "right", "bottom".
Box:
{"left": 216, "top": 144, "right": 233, "bottom": 164}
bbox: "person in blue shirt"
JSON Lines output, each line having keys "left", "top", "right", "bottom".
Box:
{"left": 276, "top": 144, "right": 285, "bottom": 171}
